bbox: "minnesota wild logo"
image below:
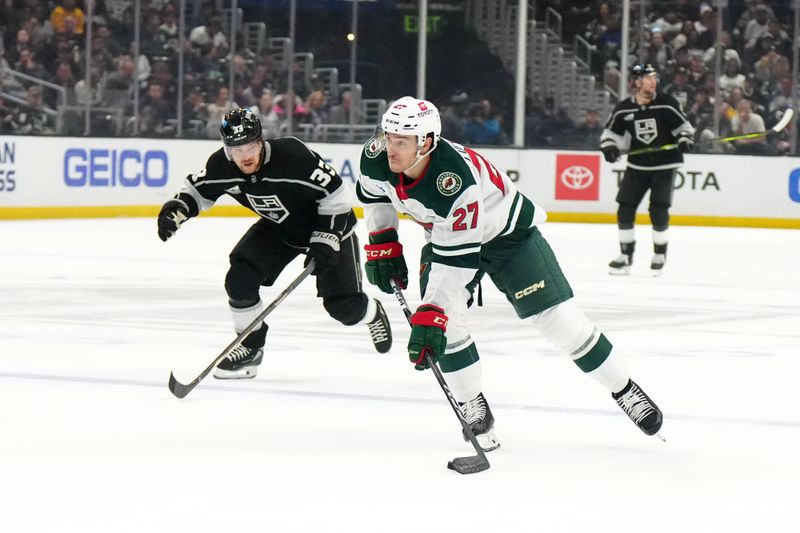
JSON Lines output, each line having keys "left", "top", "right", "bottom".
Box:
{"left": 365, "top": 135, "right": 385, "bottom": 158}
{"left": 436, "top": 172, "right": 462, "bottom": 196}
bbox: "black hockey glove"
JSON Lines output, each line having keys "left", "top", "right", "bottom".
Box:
{"left": 677, "top": 135, "right": 695, "bottom": 153}
{"left": 304, "top": 230, "right": 340, "bottom": 275}
{"left": 157, "top": 199, "right": 189, "bottom": 242}
{"left": 601, "top": 145, "right": 621, "bottom": 163}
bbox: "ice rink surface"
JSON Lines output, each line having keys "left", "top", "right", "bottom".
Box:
{"left": 1, "top": 216, "right": 798, "bottom": 533}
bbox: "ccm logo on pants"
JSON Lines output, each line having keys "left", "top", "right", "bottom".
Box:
{"left": 515, "top": 280, "right": 545, "bottom": 300}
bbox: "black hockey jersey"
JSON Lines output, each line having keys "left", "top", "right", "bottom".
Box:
{"left": 174, "top": 137, "right": 356, "bottom": 248}
{"left": 600, "top": 93, "right": 694, "bottom": 171}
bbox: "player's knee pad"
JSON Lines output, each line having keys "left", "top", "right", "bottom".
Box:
{"left": 648, "top": 203, "right": 670, "bottom": 230}
{"left": 323, "top": 293, "right": 368, "bottom": 326}
{"left": 225, "top": 255, "right": 263, "bottom": 304}
{"left": 531, "top": 300, "right": 596, "bottom": 355}
{"left": 617, "top": 203, "right": 637, "bottom": 227}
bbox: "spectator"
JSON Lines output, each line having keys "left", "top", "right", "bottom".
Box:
{"left": 14, "top": 49, "right": 49, "bottom": 87}
{"left": 652, "top": 11, "right": 683, "bottom": 40}
{"left": 328, "top": 90, "right": 358, "bottom": 124}
{"left": 159, "top": 4, "right": 180, "bottom": 55}
{"left": 718, "top": 58, "right": 746, "bottom": 99}
{"left": 0, "top": 96, "right": 18, "bottom": 134}
{"left": 241, "top": 74, "right": 270, "bottom": 108}
{"left": 250, "top": 91, "right": 280, "bottom": 137}
{"left": 572, "top": 109, "right": 603, "bottom": 149}
{"left": 464, "top": 99, "right": 510, "bottom": 146}
{"left": 50, "top": 61, "right": 76, "bottom": 107}
{"left": 305, "top": 89, "right": 329, "bottom": 126}
{"left": 181, "top": 86, "right": 209, "bottom": 136}
{"left": 205, "top": 85, "right": 235, "bottom": 139}
{"left": 537, "top": 103, "right": 576, "bottom": 148}
{"left": 74, "top": 67, "right": 106, "bottom": 106}
{"left": 702, "top": 30, "right": 740, "bottom": 67}
{"left": 189, "top": 15, "right": 227, "bottom": 53}
{"left": 13, "top": 85, "right": 55, "bottom": 135}
{"left": 50, "top": 0, "right": 85, "bottom": 35}
{"left": 440, "top": 91, "right": 469, "bottom": 145}
{"left": 664, "top": 67, "right": 695, "bottom": 111}
{"left": 274, "top": 89, "right": 309, "bottom": 125}
{"left": 730, "top": 99, "right": 767, "bottom": 155}
{"left": 743, "top": 4, "right": 771, "bottom": 53}
{"left": 742, "top": 73, "right": 767, "bottom": 113}
{"left": 768, "top": 75, "right": 793, "bottom": 125}
{"left": 140, "top": 10, "right": 167, "bottom": 59}
{"left": 6, "top": 29, "right": 32, "bottom": 67}
{"left": 694, "top": 3, "right": 716, "bottom": 49}
{"left": 645, "top": 29, "right": 674, "bottom": 73}
{"left": 686, "top": 87, "right": 714, "bottom": 126}
{"left": 140, "top": 81, "right": 175, "bottom": 137}
{"left": 104, "top": 55, "right": 137, "bottom": 109}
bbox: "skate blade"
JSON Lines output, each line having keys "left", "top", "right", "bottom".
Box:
{"left": 654, "top": 431, "right": 666, "bottom": 442}
{"left": 608, "top": 268, "right": 631, "bottom": 276}
{"left": 651, "top": 269, "right": 664, "bottom": 277}
{"left": 213, "top": 366, "right": 259, "bottom": 380}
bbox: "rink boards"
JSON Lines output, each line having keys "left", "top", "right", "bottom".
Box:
{"left": 0, "top": 135, "right": 798, "bottom": 228}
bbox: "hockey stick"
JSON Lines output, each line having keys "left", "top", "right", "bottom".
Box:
{"left": 390, "top": 281, "right": 490, "bottom": 475}
{"left": 626, "top": 108, "right": 794, "bottom": 156}
{"left": 168, "top": 261, "right": 315, "bottom": 399}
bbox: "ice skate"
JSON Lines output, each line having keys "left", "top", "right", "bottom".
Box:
{"left": 650, "top": 254, "right": 666, "bottom": 276}
{"left": 459, "top": 392, "right": 500, "bottom": 452}
{"left": 609, "top": 242, "right": 635, "bottom": 275}
{"left": 366, "top": 299, "right": 392, "bottom": 353}
{"left": 214, "top": 344, "right": 264, "bottom": 379}
{"left": 650, "top": 243, "right": 667, "bottom": 277}
{"left": 612, "top": 379, "right": 663, "bottom": 437}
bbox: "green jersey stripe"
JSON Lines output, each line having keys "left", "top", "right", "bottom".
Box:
{"left": 498, "top": 192, "right": 522, "bottom": 237}
{"left": 431, "top": 251, "right": 481, "bottom": 269}
{"left": 431, "top": 241, "right": 482, "bottom": 253}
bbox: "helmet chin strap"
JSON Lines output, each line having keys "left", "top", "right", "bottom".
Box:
{"left": 400, "top": 148, "right": 432, "bottom": 175}
{"left": 398, "top": 136, "right": 434, "bottom": 175}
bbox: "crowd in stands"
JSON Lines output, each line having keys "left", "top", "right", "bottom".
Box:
{"left": 0, "top": 0, "right": 368, "bottom": 138}
{"left": 1, "top": 0, "right": 799, "bottom": 155}
{"left": 549, "top": 0, "right": 797, "bottom": 154}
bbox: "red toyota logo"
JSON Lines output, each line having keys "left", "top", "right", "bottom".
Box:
{"left": 555, "top": 154, "right": 600, "bottom": 201}
{"left": 560, "top": 165, "right": 594, "bottom": 190}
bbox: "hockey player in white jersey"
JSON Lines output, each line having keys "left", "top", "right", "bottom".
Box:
{"left": 357, "top": 97, "right": 664, "bottom": 450}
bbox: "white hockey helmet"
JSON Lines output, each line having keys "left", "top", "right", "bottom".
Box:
{"left": 381, "top": 96, "right": 441, "bottom": 152}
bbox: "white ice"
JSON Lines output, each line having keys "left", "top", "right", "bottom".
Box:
{"left": 0, "top": 216, "right": 798, "bottom": 533}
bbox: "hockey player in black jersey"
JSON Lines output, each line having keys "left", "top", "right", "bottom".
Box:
{"left": 157, "top": 108, "right": 392, "bottom": 379}
{"left": 600, "top": 63, "right": 695, "bottom": 276}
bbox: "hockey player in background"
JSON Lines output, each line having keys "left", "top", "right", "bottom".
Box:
{"left": 157, "top": 108, "right": 392, "bottom": 379}
{"left": 357, "top": 97, "right": 663, "bottom": 451}
{"left": 600, "top": 63, "right": 695, "bottom": 276}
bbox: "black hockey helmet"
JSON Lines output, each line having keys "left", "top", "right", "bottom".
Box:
{"left": 630, "top": 63, "right": 658, "bottom": 78}
{"left": 220, "top": 108, "right": 262, "bottom": 146}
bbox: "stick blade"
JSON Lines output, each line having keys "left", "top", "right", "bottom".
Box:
{"left": 773, "top": 108, "right": 794, "bottom": 133}
{"left": 168, "top": 372, "right": 192, "bottom": 399}
{"left": 447, "top": 455, "right": 490, "bottom": 475}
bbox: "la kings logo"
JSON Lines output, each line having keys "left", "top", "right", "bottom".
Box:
{"left": 635, "top": 118, "right": 658, "bottom": 144}
{"left": 247, "top": 194, "right": 290, "bottom": 223}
